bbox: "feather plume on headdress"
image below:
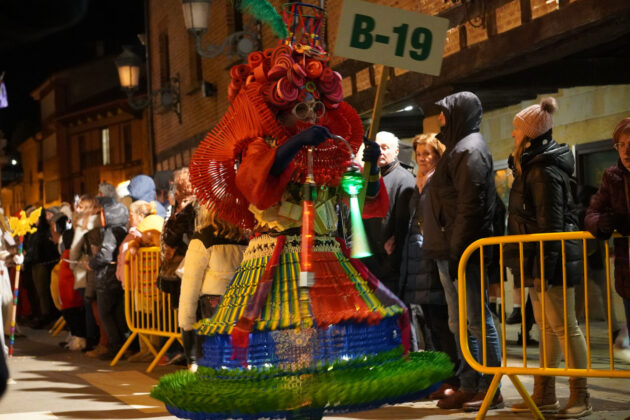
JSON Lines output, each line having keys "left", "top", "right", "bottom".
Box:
{"left": 236, "top": 0, "right": 288, "bottom": 39}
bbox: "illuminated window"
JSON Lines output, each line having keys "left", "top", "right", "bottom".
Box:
{"left": 101, "top": 128, "right": 110, "bottom": 165}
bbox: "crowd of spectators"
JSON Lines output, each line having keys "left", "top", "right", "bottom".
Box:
{"left": 0, "top": 93, "right": 629, "bottom": 418}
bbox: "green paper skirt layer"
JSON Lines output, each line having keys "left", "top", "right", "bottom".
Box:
{"left": 151, "top": 348, "right": 453, "bottom": 419}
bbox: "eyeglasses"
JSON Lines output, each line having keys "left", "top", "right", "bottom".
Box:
{"left": 292, "top": 100, "right": 325, "bottom": 120}
{"left": 613, "top": 142, "right": 630, "bottom": 151}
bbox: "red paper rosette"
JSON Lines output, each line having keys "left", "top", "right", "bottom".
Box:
{"left": 292, "top": 63, "right": 307, "bottom": 78}
{"left": 254, "top": 65, "right": 268, "bottom": 83}
{"left": 324, "top": 83, "right": 343, "bottom": 103}
{"left": 319, "top": 67, "right": 334, "bottom": 83}
{"left": 248, "top": 51, "right": 264, "bottom": 69}
{"left": 267, "top": 65, "right": 287, "bottom": 81}
{"left": 271, "top": 44, "right": 292, "bottom": 63}
{"left": 273, "top": 53, "right": 294, "bottom": 70}
{"left": 276, "top": 77, "right": 298, "bottom": 102}
{"left": 305, "top": 60, "right": 323, "bottom": 79}
{"left": 287, "top": 67, "right": 305, "bottom": 88}
{"left": 235, "top": 64, "right": 251, "bottom": 80}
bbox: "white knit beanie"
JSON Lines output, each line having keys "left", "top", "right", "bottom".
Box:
{"left": 513, "top": 97, "right": 558, "bottom": 139}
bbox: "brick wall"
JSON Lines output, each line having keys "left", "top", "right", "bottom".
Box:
{"left": 150, "top": 0, "right": 566, "bottom": 166}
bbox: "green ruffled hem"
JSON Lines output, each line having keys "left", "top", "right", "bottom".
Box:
{"left": 151, "top": 348, "right": 453, "bottom": 416}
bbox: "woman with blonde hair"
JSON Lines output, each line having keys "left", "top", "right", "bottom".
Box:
{"left": 401, "top": 133, "right": 459, "bottom": 399}
{"left": 178, "top": 204, "right": 248, "bottom": 371}
{"left": 116, "top": 200, "right": 155, "bottom": 284}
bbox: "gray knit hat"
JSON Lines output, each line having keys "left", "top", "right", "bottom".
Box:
{"left": 513, "top": 97, "right": 558, "bottom": 139}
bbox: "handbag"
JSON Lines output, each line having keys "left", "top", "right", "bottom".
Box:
{"left": 156, "top": 254, "right": 184, "bottom": 295}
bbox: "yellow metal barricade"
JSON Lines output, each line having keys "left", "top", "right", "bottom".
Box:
{"left": 458, "top": 231, "right": 630, "bottom": 419}
{"left": 111, "top": 246, "right": 182, "bottom": 372}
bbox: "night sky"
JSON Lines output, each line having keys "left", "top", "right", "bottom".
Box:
{"left": 0, "top": 0, "right": 145, "bottom": 159}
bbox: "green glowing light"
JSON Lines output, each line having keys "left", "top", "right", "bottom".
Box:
{"left": 349, "top": 194, "right": 372, "bottom": 258}
{"left": 341, "top": 169, "right": 364, "bottom": 196}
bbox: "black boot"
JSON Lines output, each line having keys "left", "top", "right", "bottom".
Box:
{"left": 517, "top": 331, "right": 539, "bottom": 346}
{"left": 506, "top": 307, "right": 522, "bottom": 325}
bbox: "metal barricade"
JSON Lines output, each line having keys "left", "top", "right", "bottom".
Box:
{"left": 459, "top": 231, "right": 630, "bottom": 419}
{"left": 111, "top": 246, "right": 182, "bottom": 372}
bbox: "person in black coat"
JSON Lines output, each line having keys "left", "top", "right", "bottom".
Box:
{"left": 24, "top": 209, "right": 60, "bottom": 328}
{"left": 422, "top": 92, "right": 503, "bottom": 411}
{"left": 88, "top": 196, "right": 129, "bottom": 359}
{"left": 362, "top": 131, "right": 415, "bottom": 295}
{"left": 400, "top": 133, "right": 459, "bottom": 399}
{"left": 507, "top": 98, "right": 589, "bottom": 418}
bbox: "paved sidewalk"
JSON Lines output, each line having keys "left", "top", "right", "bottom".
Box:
{"left": 1, "top": 324, "right": 629, "bottom": 419}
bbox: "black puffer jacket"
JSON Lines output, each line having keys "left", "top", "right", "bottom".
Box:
{"left": 423, "top": 92, "right": 496, "bottom": 263}
{"left": 162, "top": 202, "right": 196, "bottom": 257}
{"left": 506, "top": 132, "right": 581, "bottom": 287}
{"left": 400, "top": 185, "right": 444, "bottom": 305}
{"left": 89, "top": 197, "right": 128, "bottom": 293}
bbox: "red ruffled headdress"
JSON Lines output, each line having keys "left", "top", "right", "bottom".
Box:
{"left": 189, "top": 4, "right": 364, "bottom": 229}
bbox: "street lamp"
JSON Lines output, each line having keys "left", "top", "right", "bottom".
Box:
{"left": 115, "top": 46, "right": 182, "bottom": 123}
{"left": 181, "top": 0, "right": 259, "bottom": 59}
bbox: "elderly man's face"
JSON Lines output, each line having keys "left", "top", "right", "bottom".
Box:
{"left": 376, "top": 138, "right": 399, "bottom": 167}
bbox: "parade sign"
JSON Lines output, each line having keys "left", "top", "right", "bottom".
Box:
{"left": 335, "top": 0, "right": 449, "bottom": 76}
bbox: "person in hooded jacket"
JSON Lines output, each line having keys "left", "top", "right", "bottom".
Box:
{"left": 422, "top": 91, "right": 503, "bottom": 411}
{"left": 128, "top": 174, "right": 166, "bottom": 218}
{"left": 88, "top": 196, "right": 130, "bottom": 360}
{"left": 507, "top": 98, "right": 590, "bottom": 418}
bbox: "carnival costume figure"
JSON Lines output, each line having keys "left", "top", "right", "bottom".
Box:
{"left": 151, "top": 3, "right": 452, "bottom": 419}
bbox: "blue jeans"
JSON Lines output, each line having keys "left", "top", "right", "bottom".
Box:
{"left": 437, "top": 259, "right": 502, "bottom": 393}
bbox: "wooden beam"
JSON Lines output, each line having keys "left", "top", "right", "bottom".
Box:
{"left": 342, "top": 0, "right": 630, "bottom": 115}
{"left": 486, "top": 8, "right": 498, "bottom": 38}
{"left": 459, "top": 24, "right": 468, "bottom": 50}
{"left": 437, "top": 0, "right": 513, "bottom": 29}
{"left": 520, "top": 0, "right": 532, "bottom": 24}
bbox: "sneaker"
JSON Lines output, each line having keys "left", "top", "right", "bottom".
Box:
{"left": 613, "top": 347, "right": 630, "bottom": 364}
{"left": 85, "top": 344, "right": 108, "bottom": 358}
{"left": 462, "top": 391, "right": 504, "bottom": 412}
{"left": 68, "top": 337, "right": 87, "bottom": 351}
{"left": 437, "top": 389, "right": 476, "bottom": 409}
{"left": 506, "top": 308, "right": 522, "bottom": 325}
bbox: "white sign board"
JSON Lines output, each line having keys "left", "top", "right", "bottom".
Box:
{"left": 334, "top": 0, "right": 449, "bottom": 76}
